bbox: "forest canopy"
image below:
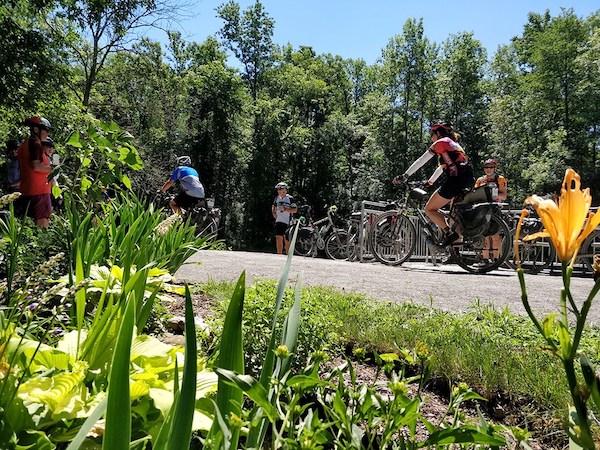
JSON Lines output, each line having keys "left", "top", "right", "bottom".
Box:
{"left": 1, "top": 1, "right": 599, "bottom": 250}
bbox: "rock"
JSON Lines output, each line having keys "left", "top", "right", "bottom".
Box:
{"left": 493, "top": 405, "right": 506, "bottom": 420}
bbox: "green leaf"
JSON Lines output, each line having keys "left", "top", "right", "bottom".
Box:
{"left": 426, "top": 425, "right": 507, "bottom": 445}
{"left": 214, "top": 368, "right": 279, "bottom": 422}
{"left": 121, "top": 175, "right": 132, "bottom": 190}
{"left": 66, "top": 131, "right": 83, "bottom": 149}
{"left": 580, "top": 355, "right": 600, "bottom": 410}
{"left": 103, "top": 297, "right": 136, "bottom": 450}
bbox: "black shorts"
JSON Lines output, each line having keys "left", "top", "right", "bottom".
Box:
{"left": 174, "top": 192, "right": 204, "bottom": 210}
{"left": 275, "top": 222, "right": 289, "bottom": 236}
{"left": 438, "top": 164, "right": 474, "bottom": 200}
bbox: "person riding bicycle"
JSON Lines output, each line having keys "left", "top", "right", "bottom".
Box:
{"left": 272, "top": 182, "right": 297, "bottom": 255}
{"left": 393, "top": 121, "right": 473, "bottom": 246}
{"left": 158, "top": 155, "right": 206, "bottom": 214}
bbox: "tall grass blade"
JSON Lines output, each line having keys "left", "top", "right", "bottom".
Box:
{"left": 208, "top": 272, "right": 245, "bottom": 446}
{"left": 65, "top": 397, "right": 107, "bottom": 450}
{"left": 102, "top": 297, "right": 136, "bottom": 450}
{"left": 164, "top": 283, "right": 197, "bottom": 450}
{"left": 75, "top": 248, "right": 86, "bottom": 356}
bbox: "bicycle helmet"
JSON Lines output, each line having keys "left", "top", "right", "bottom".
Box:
{"left": 430, "top": 121, "right": 453, "bottom": 134}
{"left": 177, "top": 155, "right": 192, "bottom": 166}
{"left": 23, "top": 116, "right": 52, "bottom": 130}
{"left": 41, "top": 137, "right": 55, "bottom": 148}
{"left": 483, "top": 158, "right": 498, "bottom": 168}
{"left": 275, "top": 182, "right": 288, "bottom": 189}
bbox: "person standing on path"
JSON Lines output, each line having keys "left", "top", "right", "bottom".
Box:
{"left": 272, "top": 182, "right": 297, "bottom": 255}
{"left": 17, "top": 117, "right": 53, "bottom": 228}
{"left": 474, "top": 158, "right": 507, "bottom": 262}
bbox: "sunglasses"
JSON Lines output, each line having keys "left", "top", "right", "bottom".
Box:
{"left": 483, "top": 166, "right": 495, "bottom": 169}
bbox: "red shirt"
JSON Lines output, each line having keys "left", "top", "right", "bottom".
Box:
{"left": 430, "top": 137, "right": 467, "bottom": 168}
{"left": 17, "top": 139, "right": 51, "bottom": 196}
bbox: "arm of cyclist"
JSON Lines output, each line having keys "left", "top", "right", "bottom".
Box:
{"left": 159, "top": 178, "right": 175, "bottom": 193}
{"left": 427, "top": 165, "right": 443, "bottom": 185}
{"left": 393, "top": 149, "right": 435, "bottom": 184}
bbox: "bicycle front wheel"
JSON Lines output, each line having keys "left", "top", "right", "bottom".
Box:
{"left": 451, "top": 214, "right": 511, "bottom": 274}
{"left": 368, "top": 211, "right": 416, "bottom": 266}
{"left": 325, "top": 230, "right": 349, "bottom": 260}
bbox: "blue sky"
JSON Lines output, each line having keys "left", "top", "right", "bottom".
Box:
{"left": 157, "top": 0, "right": 599, "bottom": 63}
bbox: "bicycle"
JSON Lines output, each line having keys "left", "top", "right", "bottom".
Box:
{"left": 503, "top": 207, "right": 556, "bottom": 274}
{"left": 368, "top": 182, "right": 512, "bottom": 273}
{"left": 288, "top": 205, "right": 349, "bottom": 260}
{"left": 153, "top": 191, "right": 220, "bottom": 239}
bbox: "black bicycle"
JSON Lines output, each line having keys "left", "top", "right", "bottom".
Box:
{"left": 153, "top": 191, "right": 220, "bottom": 239}
{"left": 288, "top": 205, "right": 349, "bottom": 260}
{"left": 368, "top": 182, "right": 512, "bottom": 273}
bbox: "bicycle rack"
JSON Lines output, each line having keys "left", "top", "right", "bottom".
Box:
{"left": 357, "top": 200, "right": 390, "bottom": 263}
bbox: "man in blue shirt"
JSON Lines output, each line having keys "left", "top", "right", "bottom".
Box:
{"left": 159, "top": 155, "right": 206, "bottom": 214}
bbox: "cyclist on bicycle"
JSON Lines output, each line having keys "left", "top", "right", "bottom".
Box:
{"left": 158, "top": 155, "right": 206, "bottom": 214}
{"left": 393, "top": 121, "right": 473, "bottom": 246}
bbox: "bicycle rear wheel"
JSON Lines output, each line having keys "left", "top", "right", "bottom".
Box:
{"left": 325, "top": 230, "right": 349, "bottom": 260}
{"left": 294, "top": 227, "right": 315, "bottom": 257}
{"left": 508, "top": 232, "right": 556, "bottom": 273}
{"left": 579, "top": 229, "right": 600, "bottom": 272}
{"left": 368, "top": 211, "right": 416, "bottom": 266}
{"left": 451, "top": 214, "right": 511, "bottom": 273}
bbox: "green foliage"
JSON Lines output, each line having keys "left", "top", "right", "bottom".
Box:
{"left": 61, "top": 120, "right": 144, "bottom": 203}
{"left": 211, "top": 280, "right": 343, "bottom": 378}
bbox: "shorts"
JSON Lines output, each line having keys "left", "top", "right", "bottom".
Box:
{"left": 174, "top": 192, "right": 204, "bottom": 210}
{"left": 438, "top": 164, "right": 474, "bottom": 200}
{"left": 275, "top": 222, "right": 289, "bottom": 236}
{"left": 19, "top": 194, "right": 52, "bottom": 220}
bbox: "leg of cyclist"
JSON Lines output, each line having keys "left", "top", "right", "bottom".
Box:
{"left": 424, "top": 190, "right": 457, "bottom": 244}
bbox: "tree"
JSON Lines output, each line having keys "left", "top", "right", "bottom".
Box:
{"left": 48, "top": 0, "right": 184, "bottom": 108}
{"left": 217, "top": 0, "right": 275, "bottom": 100}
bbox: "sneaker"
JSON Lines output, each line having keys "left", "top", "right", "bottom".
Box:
{"left": 441, "top": 231, "right": 459, "bottom": 247}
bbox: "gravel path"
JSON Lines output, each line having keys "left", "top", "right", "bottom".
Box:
{"left": 175, "top": 250, "right": 600, "bottom": 324}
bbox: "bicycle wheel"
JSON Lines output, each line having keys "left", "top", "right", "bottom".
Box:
{"left": 510, "top": 232, "right": 556, "bottom": 273}
{"left": 294, "top": 227, "right": 315, "bottom": 257}
{"left": 580, "top": 229, "right": 600, "bottom": 272}
{"left": 325, "top": 230, "right": 349, "bottom": 260}
{"left": 451, "top": 214, "right": 511, "bottom": 274}
{"left": 368, "top": 211, "right": 416, "bottom": 266}
{"left": 196, "top": 217, "right": 218, "bottom": 239}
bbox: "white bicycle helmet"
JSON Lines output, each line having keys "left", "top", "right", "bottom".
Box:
{"left": 177, "top": 155, "right": 192, "bottom": 166}
{"left": 275, "top": 181, "right": 288, "bottom": 189}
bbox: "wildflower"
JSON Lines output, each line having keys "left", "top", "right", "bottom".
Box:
{"left": 154, "top": 213, "right": 182, "bottom": 236}
{"left": 0, "top": 192, "right": 21, "bottom": 209}
{"left": 518, "top": 169, "right": 600, "bottom": 264}
{"left": 229, "top": 413, "right": 244, "bottom": 428}
{"left": 274, "top": 345, "right": 290, "bottom": 359}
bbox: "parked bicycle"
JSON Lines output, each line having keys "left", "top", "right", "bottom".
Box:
{"left": 503, "top": 207, "right": 556, "bottom": 273}
{"left": 153, "top": 191, "right": 220, "bottom": 239}
{"left": 368, "top": 182, "right": 512, "bottom": 273}
{"left": 288, "top": 205, "right": 349, "bottom": 260}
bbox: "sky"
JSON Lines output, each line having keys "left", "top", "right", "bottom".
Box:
{"left": 154, "top": 0, "right": 599, "bottom": 63}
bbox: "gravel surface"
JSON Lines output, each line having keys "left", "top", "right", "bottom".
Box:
{"left": 175, "top": 250, "right": 600, "bottom": 324}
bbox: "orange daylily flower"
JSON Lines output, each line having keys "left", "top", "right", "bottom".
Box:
{"left": 517, "top": 168, "right": 600, "bottom": 264}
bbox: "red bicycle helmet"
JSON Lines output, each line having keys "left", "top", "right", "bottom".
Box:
{"left": 430, "top": 121, "right": 453, "bottom": 134}
{"left": 483, "top": 158, "right": 498, "bottom": 168}
{"left": 23, "top": 116, "right": 52, "bottom": 130}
